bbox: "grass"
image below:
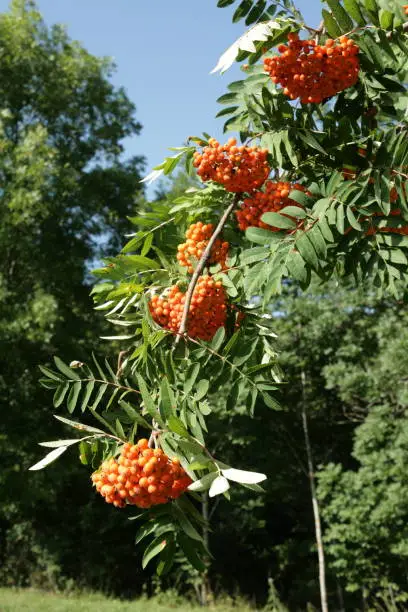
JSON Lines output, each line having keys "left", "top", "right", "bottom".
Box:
{"left": 0, "top": 588, "right": 257, "bottom": 612}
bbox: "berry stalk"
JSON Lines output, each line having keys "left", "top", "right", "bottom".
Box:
{"left": 174, "top": 192, "right": 241, "bottom": 345}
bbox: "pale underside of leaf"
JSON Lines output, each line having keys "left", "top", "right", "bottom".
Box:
{"left": 222, "top": 467, "right": 267, "bottom": 484}
{"left": 140, "top": 168, "right": 164, "bottom": 185}
{"left": 209, "top": 475, "right": 230, "bottom": 497}
{"left": 211, "top": 21, "right": 280, "bottom": 74}
{"left": 29, "top": 446, "right": 68, "bottom": 470}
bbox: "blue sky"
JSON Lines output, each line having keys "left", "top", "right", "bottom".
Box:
{"left": 0, "top": 0, "right": 321, "bottom": 196}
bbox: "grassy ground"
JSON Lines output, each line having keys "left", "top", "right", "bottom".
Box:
{"left": 0, "top": 588, "right": 256, "bottom": 612}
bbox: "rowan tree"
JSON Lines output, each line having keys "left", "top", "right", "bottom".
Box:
{"left": 31, "top": 0, "right": 407, "bottom": 602}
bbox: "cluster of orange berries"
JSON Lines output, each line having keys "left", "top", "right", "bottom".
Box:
{"left": 149, "top": 275, "right": 227, "bottom": 341}
{"left": 177, "top": 222, "right": 229, "bottom": 273}
{"left": 236, "top": 181, "right": 306, "bottom": 231}
{"left": 404, "top": 4, "right": 408, "bottom": 15}
{"left": 91, "top": 439, "right": 192, "bottom": 509}
{"left": 264, "top": 33, "right": 359, "bottom": 104}
{"left": 193, "top": 137, "right": 270, "bottom": 193}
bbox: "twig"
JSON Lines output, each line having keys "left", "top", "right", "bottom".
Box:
{"left": 174, "top": 193, "right": 242, "bottom": 345}
{"left": 116, "top": 350, "right": 129, "bottom": 377}
{"left": 125, "top": 216, "right": 176, "bottom": 239}
{"left": 148, "top": 426, "right": 159, "bottom": 448}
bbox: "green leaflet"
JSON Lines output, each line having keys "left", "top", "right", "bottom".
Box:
{"left": 261, "top": 212, "right": 297, "bottom": 230}
{"left": 67, "top": 381, "right": 81, "bottom": 414}
{"left": 322, "top": 9, "right": 342, "bottom": 37}
{"left": 245, "top": 0, "right": 267, "bottom": 25}
{"left": 295, "top": 233, "right": 319, "bottom": 269}
{"left": 53, "top": 356, "right": 80, "bottom": 380}
{"left": 159, "top": 377, "right": 176, "bottom": 420}
{"left": 142, "top": 535, "right": 168, "bottom": 569}
{"left": 232, "top": 0, "right": 253, "bottom": 21}
{"left": 343, "top": 0, "right": 366, "bottom": 24}
{"left": 326, "top": 0, "right": 354, "bottom": 32}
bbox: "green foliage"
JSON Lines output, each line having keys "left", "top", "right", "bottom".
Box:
{"left": 0, "top": 0, "right": 145, "bottom": 593}
{"left": 318, "top": 305, "right": 408, "bottom": 601}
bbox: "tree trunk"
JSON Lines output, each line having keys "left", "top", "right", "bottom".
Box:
{"left": 199, "top": 491, "right": 211, "bottom": 606}
{"left": 336, "top": 580, "right": 345, "bottom": 612}
{"left": 301, "top": 368, "right": 329, "bottom": 612}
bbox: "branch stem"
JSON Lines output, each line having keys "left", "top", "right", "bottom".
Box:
{"left": 174, "top": 192, "right": 241, "bottom": 345}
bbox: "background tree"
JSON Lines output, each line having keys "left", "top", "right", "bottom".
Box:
{"left": 0, "top": 0, "right": 145, "bottom": 589}
{"left": 318, "top": 300, "right": 408, "bottom": 606}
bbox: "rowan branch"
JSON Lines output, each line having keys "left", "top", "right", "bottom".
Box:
{"left": 174, "top": 192, "right": 242, "bottom": 345}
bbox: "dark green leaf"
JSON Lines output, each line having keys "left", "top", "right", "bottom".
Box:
{"left": 262, "top": 212, "right": 297, "bottom": 230}
{"left": 53, "top": 383, "right": 69, "bottom": 408}
{"left": 233, "top": 0, "right": 254, "bottom": 23}
{"left": 120, "top": 401, "right": 152, "bottom": 430}
{"left": 160, "top": 377, "right": 176, "bottom": 420}
{"left": 178, "top": 534, "right": 207, "bottom": 572}
{"left": 38, "top": 365, "right": 63, "bottom": 382}
{"left": 210, "top": 327, "right": 226, "bottom": 352}
{"left": 295, "top": 233, "right": 319, "bottom": 269}
{"left": 173, "top": 504, "right": 203, "bottom": 542}
{"left": 195, "top": 379, "right": 210, "bottom": 401}
{"left": 168, "top": 416, "right": 190, "bottom": 438}
{"left": 343, "top": 0, "right": 366, "bottom": 24}
{"left": 336, "top": 204, "right": 345, "bottom": 235}
{"left": 91, "top": 383, "right": 108, "bottom": 410}
{"left": 136, "top": 374, "right": 164, "bottom": 426}
{"left": 245, "top": 0, "right": 267, "bottom": 24}
{"left": 81, "top": 380, "right": 95, "bottom": 412}
{"left": 326, "top": 0, "right": 354, "bottom": 31}
{"left": 67, "top": 381, "right": 81, "bottom": 414}
{"left": 246, "top": 227, "right": 282, "bottom": 245}
{"left": 53, "top": 356, "right": 80, "bottom": 380}
{"left": 184, "top": 363, "right": 200, "bottom": 395}
{"left": 156, "top": 537, "right": 175, "bottom": 576}
{"left": 298, "top": 132, "right": 328, "bottom": 155}
{"left": 261, "top": 392, "right": 281, "bottom": 410}
{"left": 322, "top": 9, "right": 342, "bottom": 37}
{"left": 142, "top": 535, "right": 168, "bottom": 569}
{"left": 346, "top": 207, "right": 362, "bottom": 231}
{"left": 287, "top": 250, "right": 308, "bottom": 283}
{"left": 280, "top": 206, "right": 307, "bottom": 219}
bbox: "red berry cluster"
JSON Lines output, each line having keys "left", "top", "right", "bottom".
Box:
{"left": 236, "top": 181, "right": 306, "bottom": 231}
{"left": 177, "top": 222, "right": 229, "bottom": 273}
{"left": 193, "top": 137, "right": 270, "bottom": 193}
{"left": 149, "top": 275, "right": 227, "bottom": 341}
{"left": 264, "top": 33, "right": 359, "bottom": 104}
{"left": 91, "top": 439, "right": 192, "bottom": 509}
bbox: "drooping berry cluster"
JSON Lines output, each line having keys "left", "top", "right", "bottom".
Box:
{"left": 193, "top": 137, "right": 270, "bottom": 193}
{"left": 236, "top": 181, "right": 306, "bottom": 231}
{"left": 264, "top": 33, "right": 359, "bottom": 104}
{"left": 404, "top": 4, "right": 408, "bottom": 15}
{"left": 177, "top": 222, "right": 229, "bottom": 273}
{"left": 149, "top": 275, "right": 227, "bottom": 341}
{"left": 91, "top": 439, "right": 192, "bottom": 509}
